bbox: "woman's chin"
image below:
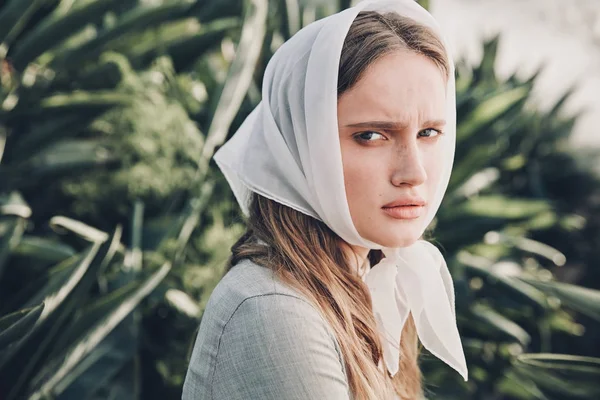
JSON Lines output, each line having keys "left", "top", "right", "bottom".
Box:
{"left": 363, "top": 231, "right": 421, "bottom": 249}
{"left": 354, "top": 215, "right": 425, "bottom": 248}
{"left": 385, "top": 237, "right": 420, "bottom": 248}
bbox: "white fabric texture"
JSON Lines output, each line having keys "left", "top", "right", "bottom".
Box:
{"left": 213, "top": 0, "right": 468, "bottom": 382}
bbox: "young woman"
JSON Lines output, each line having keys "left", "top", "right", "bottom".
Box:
{"left": 183, "top": 0, "right": 468, "bottom": 399}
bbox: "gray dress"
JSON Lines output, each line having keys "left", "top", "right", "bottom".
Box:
{"left": 182, "top": 259, "right": 351, "bottom": 399}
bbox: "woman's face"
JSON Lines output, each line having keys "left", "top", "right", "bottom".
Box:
{"left": 338, "top": 50, "right": 447, "bottom": 248}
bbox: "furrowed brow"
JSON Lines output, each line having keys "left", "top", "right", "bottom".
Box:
{"left": 345, "top": 119, "right": 446, "bottom": 130}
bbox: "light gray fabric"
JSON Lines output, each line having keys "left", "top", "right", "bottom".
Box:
{"left": 182, "top": 259, "right": 351, "bottom": 399}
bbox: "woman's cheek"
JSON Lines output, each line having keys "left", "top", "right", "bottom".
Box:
{"left": 422, "top": 146, "right": 444, "bottom": 187}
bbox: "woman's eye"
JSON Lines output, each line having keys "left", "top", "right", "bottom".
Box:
{"left": 419, "top": 128, "right": 443, "bottom": 138}
{"left": 355, "top": 131, "right": 385, "bottom": 142}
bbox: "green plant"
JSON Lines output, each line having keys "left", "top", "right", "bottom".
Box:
{"left": 420, "top": 36, "right": 600, "bottom": 399}
{"left": 1, "top": 0, "right": 599, "bottom": 399}
{"left": 0, "top": 0, "right": 265, "bottom": 397}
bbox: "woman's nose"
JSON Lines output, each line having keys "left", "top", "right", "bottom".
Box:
{"left": 390, "top": 141, "right": 427, "bottom": 187}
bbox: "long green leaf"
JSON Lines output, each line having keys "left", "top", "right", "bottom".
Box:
{"left": 468, "top": 303, "right": 531, "bottom": 346}
{"left": 199, "top": 0, "right": 268, "bottom": 179}
{"left": 50, "top": 216, "right": 109, "bottom": 244}
{"left": 50, "top": 281, "right": 140, "bottom": 356}
{"left": 49, "top": 0, "right": 196, "bottom": 68}
{"left": 457, "top": 86, "right": 529, "bottom": 141}
{"left": 488, "top": 232, "right": 566, "bottom": 266}
{"left": 457, "top": 195, "right": 551, "bottom": 220}
{"left": 7, "top": 112, "right": 102, "bottom": 162}
{"left": 435, "top": 215, "right": 517, "bottom": 252}
{"left": 520, "top": 279, "right": 600, "bottom": 322}
{"left": 0, "top": 245, "right": 98, "bottom": 375}
{"left": 123, "top": 200, "right": 144, "bottom": 274}
{"left": 10, "top": 0, "right": 123, "bottom": 70}
{"left": 0, "top": 0, "right": 48, "bottom": 57}
{"left": 513, "top": 354, "right": 600, "bottom": 399}
{"left": 172, "top": 180, "right": 215, "bottom": 266}
{"left": 195, "top": 0, "right": 242, "bottom": 21}
{"left": 58, "top": 323, "right": 138, "bottom": 399}
{"left": 11, "top": 235, "right": 76, "bottom": 262}
{"left": 28, "top": 262, "right": 171, "bottom": 399}
{"left": 2, "top": 226, "right": 122, "bottom": 399}
{"left": 128, "top": 17, "right": 238, "bottom": 71}
{"left": 23, "top": 245, "right": 100, "bottom": 324}
{"left": 280, "top": 0, "right": 300, "bottom": 39}
{"left": 449, "top": 142, "right": 504, "bottom": 189}
{"left": 472, "top": 36, "right": 500, "bottom": 85}
{"left": 459, "top": 251, "right": 549, "bottom": 314}
{"left": 23, "top": 90, "right": 133, "bottom": 114}
{"left": 436, "top": 196, "right": 552, "bottom": 252}
{"left": 499, "top": 370, "right": 549, "bottom": 400}
{"left": 0, "top": 192, "right": 30, "bottom": 278}
{"left": 0, "top": 122, "right": 6, "bottom": 163}
{"left": 0, "top": 304, "right": 44, "bottom": 350}
{"left": 6, "top": 139, "right": 118, "bottom": 191}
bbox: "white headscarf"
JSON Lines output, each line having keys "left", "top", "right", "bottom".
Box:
{"left": 213, "top": 0, "right": 468, "bottom": 381}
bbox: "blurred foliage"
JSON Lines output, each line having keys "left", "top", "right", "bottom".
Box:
{"left": 60, "top": 56, "right": 205, "bottom": 222}
{"left": 1, "top": 0, "right": 600, "bottom": 399}
{"left": 0, "top": 0, "right": 263, "bottom": 398}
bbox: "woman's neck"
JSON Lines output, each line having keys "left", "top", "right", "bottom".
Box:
{"left": 343, "top": 243, "right": 371, "bottom": 277}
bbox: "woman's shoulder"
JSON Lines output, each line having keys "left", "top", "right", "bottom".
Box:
{"left": 198, "top": 258, "right": 338, "bottom": 353}
{"left": 206, "top": 258, "right": 312, "bottom": 316}
{"left": 183, "top": 259, "right": 349, "bottom": 399}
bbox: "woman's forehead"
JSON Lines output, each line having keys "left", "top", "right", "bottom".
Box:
{"left": 337, "top": 51, "right": 447, "bottom": 124}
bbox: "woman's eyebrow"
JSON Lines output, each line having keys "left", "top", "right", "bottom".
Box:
{"left": 344, "top": 119, "right": 446, "bottom": 130}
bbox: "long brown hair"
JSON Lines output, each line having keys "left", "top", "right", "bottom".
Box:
{"left": 224, "top": 11, "right": 450, "bottom": 400}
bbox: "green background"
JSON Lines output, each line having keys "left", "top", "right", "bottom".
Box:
{"left": 1, "top": 0, "right": 599, "bottom": 398}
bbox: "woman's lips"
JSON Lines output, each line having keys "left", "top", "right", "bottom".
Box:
{"left": 381, "top": 205, "right": 424, "bottom": 220}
